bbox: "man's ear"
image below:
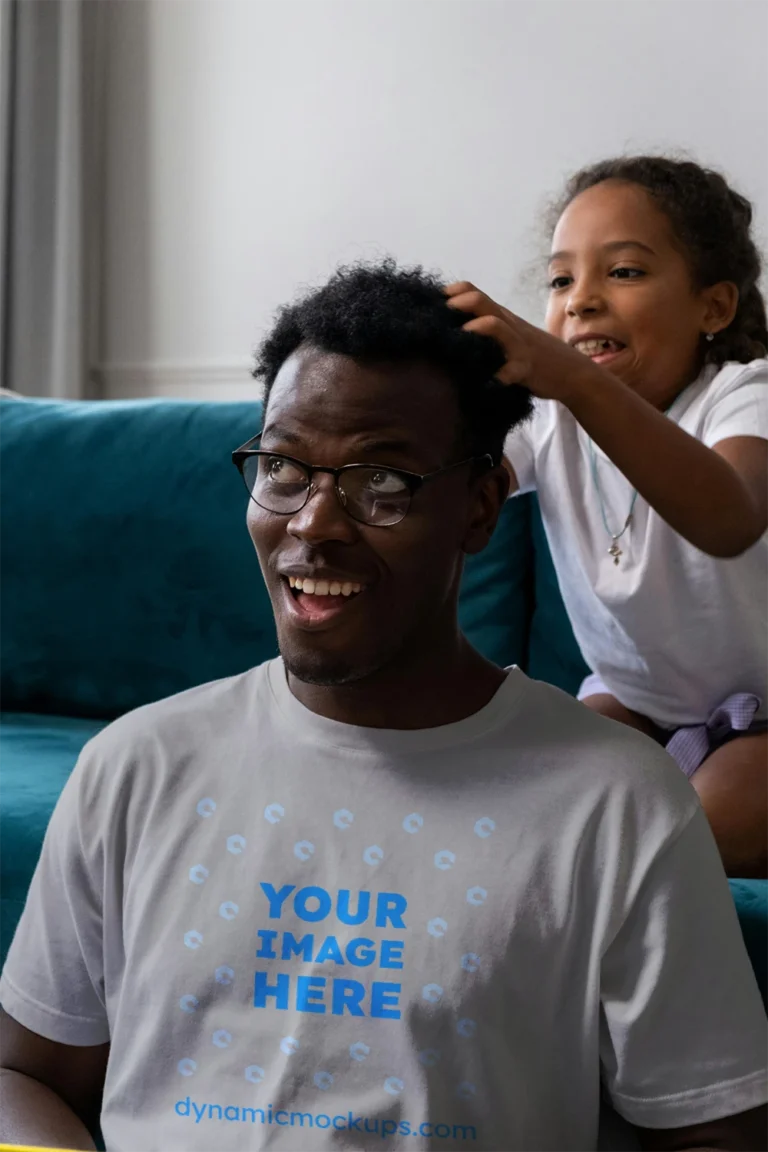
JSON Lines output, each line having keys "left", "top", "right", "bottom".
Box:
{"left": 462, "top": 464, "right": 510, "bottom": 556}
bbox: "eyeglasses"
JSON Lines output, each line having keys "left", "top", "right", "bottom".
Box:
{"left": 232, "top": 434, "right": 492, "bottom": 527}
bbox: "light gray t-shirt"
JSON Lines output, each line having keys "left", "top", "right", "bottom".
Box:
{"left": 1, "top": 661, "right": 766, "bottom": 1151}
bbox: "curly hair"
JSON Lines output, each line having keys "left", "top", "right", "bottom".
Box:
{"left": 551, "top": 156, "right": 767, "bottom": 366}
{"left": 254, "top": 259, "right": 532, "bottom": 465}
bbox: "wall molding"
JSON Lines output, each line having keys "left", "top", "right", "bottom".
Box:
{"left": 92, "top": 362, "right": 259, "bottom": 401}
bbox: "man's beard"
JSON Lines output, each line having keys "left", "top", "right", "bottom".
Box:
{"left": 280, "top": 646, "right": 387, "bottom": 688}
{"left": 276, "top": 583, "right": 453, "bottom": 691}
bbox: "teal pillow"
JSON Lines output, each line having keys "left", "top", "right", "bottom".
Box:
{"left": 1, "top": 398, "right": 274, "bottom": 718}
{"left": 459, "top": 493, "right": 533, "bottom": 669}
{"left": 526, "top": 497, "right": 589, "bottom": 694}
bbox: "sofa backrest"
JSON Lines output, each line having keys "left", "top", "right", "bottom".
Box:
{"left": 527, "top": 507, "right": 589, "bottom": 697}
{"left": 1, "top": 397, "right": 543, "bottom": 719}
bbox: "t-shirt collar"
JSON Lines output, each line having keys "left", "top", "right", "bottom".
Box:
{"left": 265, "top": 657, "right": 526, "bottom": 754}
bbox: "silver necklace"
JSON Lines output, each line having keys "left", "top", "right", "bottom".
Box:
{"left": 586, "top": 400, "right": 677, "bottom": 565}
{"left": 587, "top": 439, "right": 637, "bottom": 565}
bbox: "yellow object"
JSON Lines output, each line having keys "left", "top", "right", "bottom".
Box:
{"left": 0, "top": 1146, "right": 84, "bottom": 1151}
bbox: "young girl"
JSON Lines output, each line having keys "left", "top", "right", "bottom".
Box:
{"left": 446, "top": 156, "right": 767, "bottom": 879}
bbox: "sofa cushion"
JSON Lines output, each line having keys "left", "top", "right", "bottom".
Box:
{"left": 0, "top": 713, "right": 107, "bottom": 965}
{"left": 729, "top": 879, "right": 768, "bottom": 1003}
{"left": 527, "top": 497, "right": 590, "bottom": 695}
{"left": 0, "top": 398, "right": 534, "bottom": 718}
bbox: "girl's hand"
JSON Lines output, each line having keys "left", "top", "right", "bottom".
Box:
{"left": 445, "top": 283, "right": 767, "bottom": 555}
{"left": 444, "top": 281, "right": 602, "bottom": 406}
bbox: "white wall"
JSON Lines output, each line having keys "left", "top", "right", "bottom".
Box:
{"left": 97, "top": 0, "right": 768, "bottom": 401}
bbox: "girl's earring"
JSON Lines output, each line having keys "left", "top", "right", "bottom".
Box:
{"left": 705, "top": 332, "right": 714, "bottom": 342}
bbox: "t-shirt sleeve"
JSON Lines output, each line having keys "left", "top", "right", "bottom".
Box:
{"left": 0, "top": 749, "right": 110, "bottom": 1046}
{"left": 701, "top": 363, "right": 768, "bottom": 447}
{"left": 599, "top": 805, "right": 767, "bottom": 1128}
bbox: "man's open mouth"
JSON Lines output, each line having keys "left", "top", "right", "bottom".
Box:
{"left": 282, "top": 575, "right": 367, "bottom": 626}
{"left": 288, "top": 576, "right": 364, "bottom": 598}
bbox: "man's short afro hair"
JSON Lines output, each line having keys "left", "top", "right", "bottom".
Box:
{"left": 253, "top": 258, "right": 532, "bottom": 465}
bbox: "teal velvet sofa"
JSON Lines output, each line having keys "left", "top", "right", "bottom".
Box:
{"left": 1, "top": 396, "right": 766, "bottom": 1008}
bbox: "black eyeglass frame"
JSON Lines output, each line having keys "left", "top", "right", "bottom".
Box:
{"left": 231, "top": 433, "right": 494, "bottom": 526}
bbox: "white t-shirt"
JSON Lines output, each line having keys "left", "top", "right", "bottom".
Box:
{"left": 1, "top": 661, "right": 765, "bottom": 1151}
{"left": 505, "top": 359, "right": 768, "bottom": 728}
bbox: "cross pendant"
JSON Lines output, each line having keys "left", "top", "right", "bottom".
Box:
{"left": 608, "top": 542, "right": 622, "bottom": 565}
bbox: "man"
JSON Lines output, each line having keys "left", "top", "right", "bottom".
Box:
{"left": 0, "top": 261, "right": 765, "bottom": 1151}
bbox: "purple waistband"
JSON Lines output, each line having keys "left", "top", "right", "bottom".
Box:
{"left": 665, "top": 693, "right": 763, "bottom": 777}
{"left": 577, "top": 675, "right": 763, "bottom": 778}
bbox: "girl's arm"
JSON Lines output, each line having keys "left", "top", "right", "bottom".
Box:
{"left": 447, "top": 284, "right": 766, "bottom": 557}
{"left": 567, "top": 373, "right": 766, "bottom": 557}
